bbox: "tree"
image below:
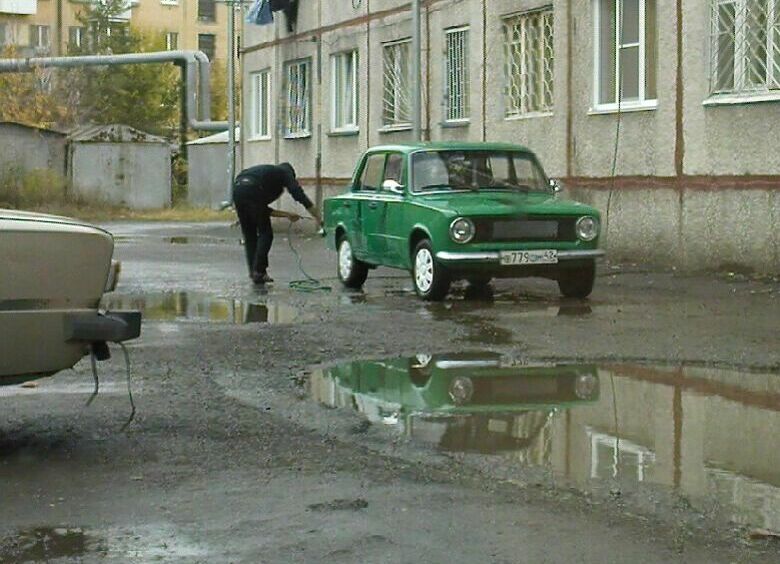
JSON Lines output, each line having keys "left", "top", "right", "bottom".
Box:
{"left": 0, "top": 46, "right": 73, "bottom": 129}
{"left": 63, "top": 0, "right": 181, "bottom": 138}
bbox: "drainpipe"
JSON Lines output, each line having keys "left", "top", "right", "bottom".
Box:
{"left": 227, "top": 3, "right": 237, "bottom": 204}
{"left": 411, "top": 0, "right": 422, "bottom": 141}
{"left": 0, "top": 50, "right": 228, "bottom": 132}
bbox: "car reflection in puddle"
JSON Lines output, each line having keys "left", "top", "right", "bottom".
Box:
{"left": 102, "top": 291, "right": 304, "bottom": 325}
{"left": 308, "top": 353, "right": 780, "bottom": 533}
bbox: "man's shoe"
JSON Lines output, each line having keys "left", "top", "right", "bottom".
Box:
{"left": 252, "top": 271, "right": 273, "bottom": 284}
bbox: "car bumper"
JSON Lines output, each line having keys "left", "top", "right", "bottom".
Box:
{"left": 65, "top": 310, "right": 142, "bottom": 344}
{"left": 435, "top": 249, "right": 605, "bottom": 263}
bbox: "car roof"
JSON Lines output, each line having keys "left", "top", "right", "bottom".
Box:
{"left": 364, "top": 141, "right": 535, "bottom": 155}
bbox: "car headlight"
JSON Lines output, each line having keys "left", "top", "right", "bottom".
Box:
{"left": 576, "top": 216, "right": 599, "bottom": 241}
{"left": 449, "top": 217, "right": 475, "bottom": 244}
{"left": 449, "top": 376, "right": 474, "bottom": 405}
{"left": 574, "top": 374, "right": 599, "bottom": 399}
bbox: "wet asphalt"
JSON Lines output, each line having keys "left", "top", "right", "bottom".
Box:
{"left": 1, "top": 221, "right": 779, "bottom": 563}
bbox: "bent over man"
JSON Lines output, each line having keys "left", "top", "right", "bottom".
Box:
{"left": 232, "top": 162, "right": 322, "bottom": 284}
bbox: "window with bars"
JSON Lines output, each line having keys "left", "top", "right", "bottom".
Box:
{"left": 594, "top": 0, "right": 657, "bottom": 108}
{"left": 445, "top": 27, "right": 470, "bottom": 122}
{"left": 250, "top": 69, "right": 272, "bottom": 139}
{"left": 382, "top": 39, "right": 412, "bottom": 128}
{"left": 503, "top": 8, "right": 554, "bottom": 117}
{"left": 198, "top": 0, "right": 216, "bottom": 22}
{"left": 332, "top": 50, "right": 359, "bottom": 131}
{"left": 198, "top": 33, "right": 215, "bottom": 61}
{"left": 711, "top": 0, "right": 780, "bottom": 95}
{"left": 284, "top": 59, "right": 311, "bottom": 137}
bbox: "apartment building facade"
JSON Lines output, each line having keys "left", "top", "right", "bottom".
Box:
{"left": 240, "top": 0, "right": 780, "bottom": 273}
{"left": 0, "top": 0, "right": 230, "bottom": 61}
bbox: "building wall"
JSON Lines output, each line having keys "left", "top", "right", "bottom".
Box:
{"left": 187, "top": 140, "right": 241, "bottom": 209}
{"left": 0, "top": 0, "right": 230, "bottom": 60}
{"left": 241, "top": 0, "right": 780, "bottom": 273}
{"left": 0, "top": 122, "right": 66, "bottom": 177}
{"left": 70, "top": 141, "right": 171, "bottom": 209}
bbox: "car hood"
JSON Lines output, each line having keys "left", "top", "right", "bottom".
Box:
{"left": 415, "top": 191, "right": 599, "bottom": 217}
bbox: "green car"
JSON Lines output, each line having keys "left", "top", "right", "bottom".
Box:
{"left": 324, "top": 142, "right": 604, "bottom": 300}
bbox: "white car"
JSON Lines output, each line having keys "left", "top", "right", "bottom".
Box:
{"left": 0, "top": 210, "right": 140, "bottom": 385}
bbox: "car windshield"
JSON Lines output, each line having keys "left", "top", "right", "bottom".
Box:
{"left": 411, "top": 150, "right": 549, "bottom": 193}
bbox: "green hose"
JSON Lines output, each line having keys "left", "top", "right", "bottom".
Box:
{"left": 287, "top": 221, "right": 332, "bottom": 293}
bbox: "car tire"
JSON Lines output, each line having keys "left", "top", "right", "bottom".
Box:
{"left": 412, "top": 239, "right": 450, "bottom": 301}
{"left": 337, "top": 234, "right": 369, "bottom": 289}
{"left": 557, "top": 261, "right": 596, "bottom": 299}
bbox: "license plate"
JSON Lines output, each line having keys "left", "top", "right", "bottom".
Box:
{"left": 500, "top": 250, "right": 558, "bottom": 265}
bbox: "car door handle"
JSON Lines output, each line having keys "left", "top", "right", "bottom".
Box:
{"left": 368, "top": 202, "right": 378, "bottom": 209}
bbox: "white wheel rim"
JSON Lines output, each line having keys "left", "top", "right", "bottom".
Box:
{"left": 415, "top": 248, "right": 434, "bottom": 293}
{"left": 338, "top": 240, "right": 353, "bottom": 280}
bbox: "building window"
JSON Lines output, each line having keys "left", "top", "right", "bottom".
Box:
{"left": 0, "top": 24, "right": 7, "bottom": 48}
{"left": 283, "top": 59, "right": 311, "bottom": 137}
{"left": 198, "top": 0, "right": 217, "bottom": 22}
{"left": 68, "top": 26, "right": 86, "bottom": 49}
{"left": 165, "top": 31, "right": 178, "bottom": 51}
{"left": 594, "top": 0, "right": 657, "bottom": 109}
{"left": 382, "top": 39, "right": 411, "bottom": 128}
{"left": 504, "top": 8, "right": 554, "bottom": 117}
{"left": 444, "top": 27, "right": 470, "bottom": 122}
{"left": 332, "top": 50, "right": 359, "bottom": 131}
{"left": 30, "top": 25, "right": 50, "bottom": 51}
{"left": 710, "top": 0, "right": 780, "bottom": 96}
{"left": 198, "top": 33, "right": 216, "bottom": 61}
{"left": 250, "top": 69, "right": 272, "bottom": 139}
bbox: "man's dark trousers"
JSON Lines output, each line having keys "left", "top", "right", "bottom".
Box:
{"left": 233, "top": 179, "right": 273, "bottom": 276}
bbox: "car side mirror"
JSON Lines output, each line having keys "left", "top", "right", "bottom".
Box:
{"left": 549, "top": 178, "right": 563, "bottom": 194}
{"left": 382, "top": 179, "right": 405, "bottom": 194}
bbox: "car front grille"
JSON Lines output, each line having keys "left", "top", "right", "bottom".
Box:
{"left": 473, "top": 216, "right": 578, "bottom": 242}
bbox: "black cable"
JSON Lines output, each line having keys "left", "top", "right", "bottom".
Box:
{"left": 287, "top": 220, "right": 332, "bottom": 292}
{"left": 86, "top": 348, "right": 99, "bottom": 407}
{"left": 119, "top": 342, "right": 136, "bottom": 431}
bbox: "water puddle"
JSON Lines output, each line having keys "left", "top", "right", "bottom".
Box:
{"left": 102, "top": 292, "right": 305, "bottom": 325}
{"left": 0, "top": 524, "right": 207, "bottom": 561}
{"left": 113, "top": 235, "right": 232, "bottom": 245}
{"left": 307, "top": 353, "right": 780, "bottom": 532}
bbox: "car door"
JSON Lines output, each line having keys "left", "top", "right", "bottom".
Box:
{"left": 351, "top": 153, "right": 385, "bottom": 259}
{"left": 379, "top": 152, "right": 408, "bottom": 268}
{"left": 358, "top": 153, "right": 387, "bottom": 263}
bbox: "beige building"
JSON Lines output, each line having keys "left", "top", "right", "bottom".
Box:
{"left": 0, "top": 0, "right": 230, "bottom": 61}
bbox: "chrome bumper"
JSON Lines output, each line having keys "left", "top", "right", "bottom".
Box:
{"left": 436, "top": 249, "right": 606, "bottom": 263}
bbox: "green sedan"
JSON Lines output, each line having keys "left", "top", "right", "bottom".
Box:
{"left": 324, "top": 142, "right": 604, "bottom": 300}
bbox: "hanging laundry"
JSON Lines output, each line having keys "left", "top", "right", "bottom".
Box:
{"left": 246, "top": 0, "right": 274, "bottom": 26}
{"left": 268, "top": 0, "right": 299, "bottom": 33}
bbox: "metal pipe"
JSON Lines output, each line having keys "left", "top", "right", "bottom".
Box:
{"left": 411, "top": 0, "right": 422, "bottom": 141}
{"left": 0, "top": 50, "right": 228, "bottom": 132}
{"left": 227, "top": 3, "right": 237, "bottom": 202}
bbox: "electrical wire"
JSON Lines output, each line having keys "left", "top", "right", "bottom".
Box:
{"left": 119, "top": 342, "right": 136, "bottom": 431}
{"left": 286, "top": 220, "right": 332, "bottom": 293}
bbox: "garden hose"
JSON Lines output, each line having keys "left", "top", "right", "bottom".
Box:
{"left": 287, "top": 220, "right": 332, "bottom": 293}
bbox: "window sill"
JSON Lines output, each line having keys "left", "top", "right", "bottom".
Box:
{"left": 441, "top": 119, "right": 470, "bottom": 128}
{"left": 161, "top": 1, "right": 179, "bottom": 5}
{"left": 505, "top": 111, "right": 553, "bottom": 121}
{"left": 283, "top": 132, "right": 312, "bottom": 140}
{"left": 327, "top": 128, "right": 360, "bottom": 137}
{"left": 378, "top": 124, "right": 412, "bottom": 134}
{"left": 703, "top": 92, "right": 780, "bottom": 106}
{"left": 248, "top": 135, "right": 272, "bottom": 142}
{"left": 588, "top": 100, "right": 658, "bottom": 115}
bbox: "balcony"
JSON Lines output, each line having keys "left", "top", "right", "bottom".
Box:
{"left": 0, "top": 0, "right": 37, "bottom": 15}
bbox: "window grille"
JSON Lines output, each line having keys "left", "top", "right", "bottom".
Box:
{"left": 504, "top": 8, "right": 554, "bottom": 116}
{"left": 711, "top": 0, "right": 780, "bottom": 94}
{"left": 251, "top": 69, "right": 271, "bottom": 138}
{"left": 594, "top": 0, "right": 657, "bottom": 107}
{"left": 382, "top": 39, "right": 412, "bottom": 127}
{"left": 284, "top": 60, "right": 311, "bottom": 136}
{"left": 445, "top": 27, "right": 470, "bottom": 121}
{"left": 332, "top": 51, "right": 359, "bottom": 130}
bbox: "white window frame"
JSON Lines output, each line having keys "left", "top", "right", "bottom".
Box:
{"left": 31, "top": 25, "right": 50, "bottom": 51}
{"left": 283, "top": 58, "right": 312, "bottom": 138}
{"left": 444, "top": 26, "right": 470, "bottom": 123}
{"left": 381, "top": 38, "right": 412, "bottom": 131}
{"left": 165, "top": 31, "right": 178, "bottom": 51}
{"left": 705, "top": 0, "right": 780, "bottom": 105}
{"left": 592, "top": 0, "right": 658, "bottom": 114}
{"left": 331, "top": 50, "right": 359, "bottom": 133}
{"left": 250, "top": 68, "right": 272, "bottom": 140}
